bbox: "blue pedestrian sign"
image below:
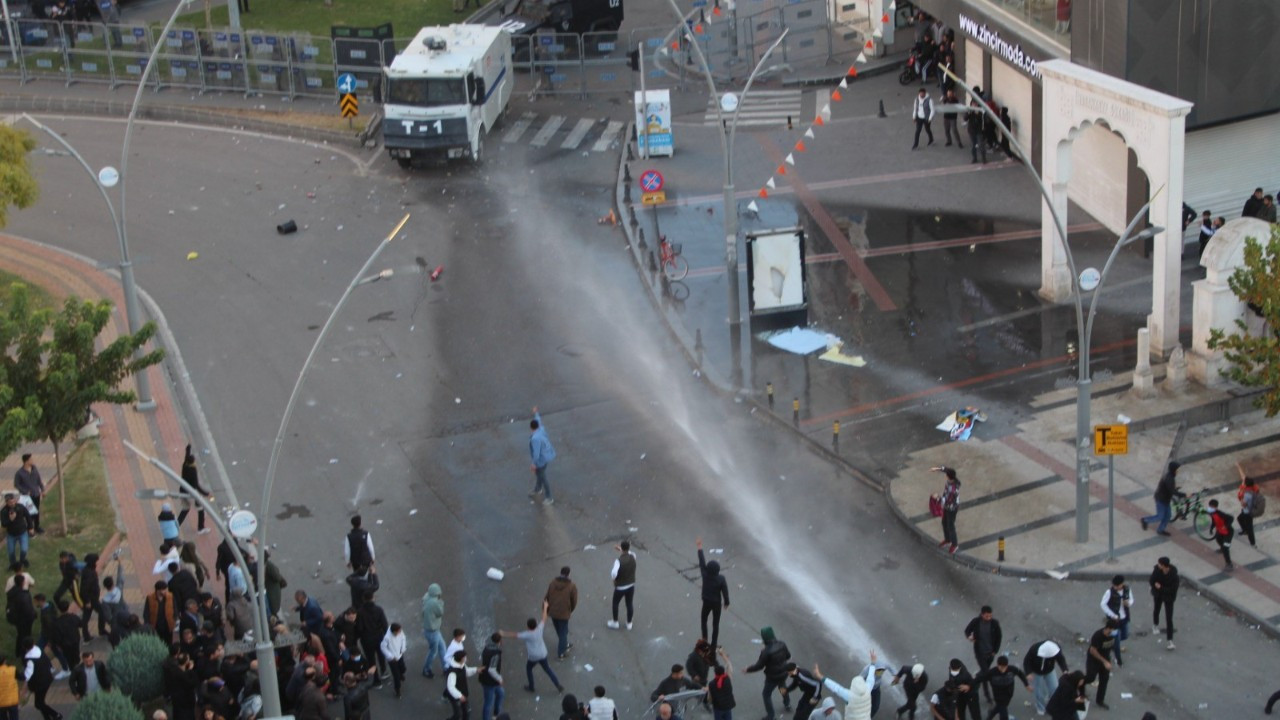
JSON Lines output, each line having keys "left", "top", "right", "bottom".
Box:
{"left": 640, "top": 169, "right": 664, "bottom": 193}
{"left": 337, "top": 73, "right": 357, "bottom": 94}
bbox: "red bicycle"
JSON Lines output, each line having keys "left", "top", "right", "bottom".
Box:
{"left": 659, "top": 235, "right": 688, "bottom": 281}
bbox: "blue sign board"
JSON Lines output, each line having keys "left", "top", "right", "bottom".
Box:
{"left": 337, "top": 73, "right": 357, "bottom": 94}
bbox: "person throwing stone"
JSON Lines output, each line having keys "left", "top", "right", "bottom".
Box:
{"left": 529, "top": 407, "right": 557, "bottom": 506}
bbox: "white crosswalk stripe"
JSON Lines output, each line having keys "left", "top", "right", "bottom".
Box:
{"left": 592, "top": 121, "right": 625, "bottom": 152}
{"left": 529, "top": 115, "right": 565, "bottom": 147}
{"left": 502, "top": 112, "right": 537, "bottom": 144}
{"left": 560, "top": 118, "right": 596, "bottom": 149}
{"left": 703, "top": 89, "right": 803, "bottom": 127}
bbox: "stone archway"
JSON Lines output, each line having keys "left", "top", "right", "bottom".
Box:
{"left": 1037, "top": 59, "right": 1194, "bottom": 360}
{"left": 1188, "top": 217, "right": 1275, "bottom": 386}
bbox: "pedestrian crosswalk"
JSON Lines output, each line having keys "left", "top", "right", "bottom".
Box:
{"left": 702, "top": 89, "right": 804, "bottom": 127}
{"left": 501, "top": 112, "right": 625, "bottom": 153}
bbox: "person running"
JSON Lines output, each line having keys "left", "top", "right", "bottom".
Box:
{"left": 607, "top": 541, "right": 636, "bottom": 630}
{"left": 545, "top": 567, "right": 577, "bottom": 660}
{"left": 1148, "top": 557, "right": 1180, "bottom": 650}
{"left": 783, "top": 663, "right": 822, "bottom": 720}
{"left": 1140, "top": 461, "right": 1182, "bottom": 536}
{"left": 1206, "top": 499, "right": 1236, "bottom": 569}
{"left": 506, "top": 600, "right": 563, "bottom": 694}
{"left": 528, "top": 407, "right": 557, "bottom": 505}
{"left": 744, "top": 627, "right": 791, "bottom": 720}
{"left": 695, "top": 539, "right": 730, "bottom": 649}
{"left": 890, "top": 664, "right": 928, "bottom": 720}
{"left": 1083, "top": 620, "right": 1118, "bottom": 711}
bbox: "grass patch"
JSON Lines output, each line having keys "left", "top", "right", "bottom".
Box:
{"left": 0, "top": 439, "right": 117, "bottom": 655}
{"left": 177, "top": 0, "right": 477, "bottom": 41}
{"left": 0, "top": 272, "right": 56, "bottom": 312}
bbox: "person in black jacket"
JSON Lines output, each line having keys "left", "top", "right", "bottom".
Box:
{"left": 1044, "top": 671, "right": 1085, "bottom": 720}
{"left": 963, "top": 605, "right": 1002, "bottom": 701}
{"left": 707, "top": 651, "right": 735, "bottom": 720}
{"left": 19, "top": 637, "right": 59, "bottom": 720}
{"left": 1, "top": 493, "right": 32, "bottom": 571}
{"left": 890, "top": 664, "right": 927, "bottom": 720}
{"left": 69, "top": 651, "right": 111, "bottom": 699}
{"left": 1149, "top": 557, "right": 1180, "bottom": 649}
{"left": 50, "top": 600, "right": 83, "bottom": 678}
{"left": 342, "top": 670, "right": 373, "bottom": 720}
{"left": 1141, "top": 461, "right": 1183, "bottom": 536}
{"left": 650, "top": 664, "right": 699, "bottom": 702}
{"left": 947, "top": 658, "right": 980, "bottom": 720}
{"left": 345, "top": 565, "right": 379, "bottom": 611}
{"left": 5, "top": 574, "right": 36, "bottom": 656}
{"left": 168, "top": 562, "right": 200, "bottom": 614}
{"left": 695, "top": 539, "right": 729, "bottom": 649}
{"left": 972, "top": 656, "right": 1029, "bottom": 720}
{"left": 355, "top": 593, "right": 389, "bottom": 684}
{"left": 1083, "top": 620, "right": 1118, "bottom": 710}
{"left": 1243, "top": 188, "right": 1265, "bottom": 218}
{"left": 77, "top": 553, "right": 101, "bottom": 642}
{"left": 164, "top": 651, "right": 200, "bottom": 720}
{"left": 783, "top": 662, "right": 822, "bottom": 720}
{"left": 744, "top": 627, "right": 790, "bottom": 720}
{"left": 178, "top": 445, "right": 213, "bottom": 535}
{"left": 685, "top": 639, "right": 713, "bottom": 692}
{"left": 1023, "top": 640, "right": 1067, "bottom": 716}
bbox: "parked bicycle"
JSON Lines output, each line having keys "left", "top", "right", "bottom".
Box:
{"left": 659, "top": 235, "right": 688, "bottom": 281}
{"left": 1171, "top": 490, "right": 1216, "bottom": 540}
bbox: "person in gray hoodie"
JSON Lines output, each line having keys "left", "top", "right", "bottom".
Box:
{"left": 422, "top": 583, "right": 446, "bottom": 678}
{"left": 695, "top": 539, "right": 730, "bottom": 649}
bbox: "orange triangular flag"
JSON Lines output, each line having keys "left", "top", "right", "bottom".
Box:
{"left": 815, "top": 116, "right": 824, "bottom": 126}
{"left": 848, "top": 66, "right": 858, "bottom": 77}
{"left": 864, "top": 39, "right": 874, "bottom": 50}
{"left": 758, "top": 188, "right": 769, "bottom": 197}
{"left": 671, "top": 40, "right": 680, "bottom": 50}
{"left": 694, "top": 23, "right": 703, "bottom": 34}
{"left": 712, "top": 5, "right": 721, "bottom": 15}
{"left": 882, "top": 13, "right": 890, "bottom": 22}
{"left": 777, "top": 165, "right": 786, "bottom": 175}
{"left": 794, "top": 140, "right": 806, "bottom": 152}
{"left": 832, "top": 90, "right": 843, "bottom": 101}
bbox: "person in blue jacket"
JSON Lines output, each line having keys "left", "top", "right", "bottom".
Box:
{"left": 529, "top": 407, "right": 557, "bottom": 506}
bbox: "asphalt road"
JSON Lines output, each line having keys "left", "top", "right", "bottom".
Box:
{"left": 5, "top": 108, "right": 1276, "bottom": 719}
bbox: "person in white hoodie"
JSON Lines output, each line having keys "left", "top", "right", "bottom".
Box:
{"left": 445, "top": 650, "right": 479, "bottom": 720}
{"left": 380, "top": 622, "right": 408, "bottom": 698}
{"left": 813, "top": 651, "right": 888, "bottom": 718}
{"left": 808, "top": 696, "right": 838, "bottom": 720}
{"left": 811, "top": 672, "right": 871, "bottom": 720}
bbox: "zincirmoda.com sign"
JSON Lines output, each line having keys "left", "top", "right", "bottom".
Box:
{"left": 958, "top": 14, "right": 1041, "bottom": 79}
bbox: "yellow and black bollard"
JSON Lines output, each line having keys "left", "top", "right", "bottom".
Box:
{"left": 792, "top": 397, "right": 800, "bottom": 427}
{"left": 766, "top": 382, "right": 774, "bottom": 409}
{"left": 997, "top": 536, "right": 1005, "bottom": 562}
{"left": 833, "top": 420, "right": 840, "bottom": 451}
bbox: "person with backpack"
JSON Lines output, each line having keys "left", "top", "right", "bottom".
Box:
{"left": 1238, "top": 476, "right": 1264, "bottom": 548}
{"left": 1206, "top": 499, "right": 1235, "bottom": 570}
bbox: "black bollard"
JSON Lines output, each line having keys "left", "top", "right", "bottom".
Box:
{"left": 833, "top": 420, "right": 840, "bottom": 451}
{"left": 629, "top": 206, "right": 638, "bottom": 227}
{"left": 624, "top": 163, "right": 631, "bottom": 183}
{"left": 767, "top": 382, "right": 774, "bottom": 409}
{"left": 878, "top": 100, "right": 886, "bottom": 118}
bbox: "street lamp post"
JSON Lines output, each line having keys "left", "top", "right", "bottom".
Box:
{"left": 940, "top": 66, "right": 1161, "bottom": 543}
{"left": 659, "top": 0, "right": 788, "bottom": 387}
{"left": 254, "top": 213, "right": 409, "bottom": 699}
{"left": 120, "top": 439, "right": 282, "bottom": 716}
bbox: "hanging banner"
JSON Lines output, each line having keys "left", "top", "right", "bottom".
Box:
{"left": 634, "top": 89, "right": 673, "bottom": 157}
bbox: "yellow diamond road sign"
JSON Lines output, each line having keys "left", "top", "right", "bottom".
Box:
{"left": 1094, "top": 424, "right": 1128, "bottom": 455}
{"left": 340, "top": 93, "right": 359, "bottom": 118}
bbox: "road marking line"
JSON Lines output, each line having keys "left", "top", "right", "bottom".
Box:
{"left": 529, "top": 115, "right": 564, "bottom": 147}
{"left": 503, "top": 112, "right": 536, "bottom": 143}
{"left": 560, "top": 117, "right": 596, "bottom": 149}
{"left": 592, "top": 120, "right": 624, "bottom": 152}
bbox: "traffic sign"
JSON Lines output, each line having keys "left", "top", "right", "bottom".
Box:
{"left": 1093, "top": 424, "right": 1128, "bottom": 455}
{"left": 337, "top": 72, "right": 357, "bottom": 94}
{"left": 641, "top": 191, "right": 666, "bottom": 205}
{"left": 639, "top": 169, "right": 664, "bottom": 193}
{"left": 340, "top": 93, "right": 359, "bottom": 118}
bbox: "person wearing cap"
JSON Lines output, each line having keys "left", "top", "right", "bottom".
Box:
{"left": 890, "top": 663, "right": 928, "bottom": 720}
{"left": 1023, "top": 639, "right": 1067, "bottom": 715}
{"left": 1140, "top": 461, "right": 1183, "bottom": 536}
{"left": 69, "top": 650, "right": 111, "bottom": 699}
{"left": 1148, "top": 557, "right": 1179, "bottom": 650}
{"left": 932, "top": 467, "right": 961, "bottom": 554}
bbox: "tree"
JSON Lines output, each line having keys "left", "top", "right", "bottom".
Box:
{"left": 1207, "top": 224, "right": 1280, "bottom": 417}
{"left": 107, "top": 633, "right": 171, "bottom": 705}
{"left": 68, "top": 689, "right": 145, "bottom": 720}
{"left": 0, "top": 283, "right": 47, "bottom": 458}
{"left": 0, "top": 124, "right": 39, "bottom": 228}
{"left": 30, "top": 296, "right": 163, "bottom": 534}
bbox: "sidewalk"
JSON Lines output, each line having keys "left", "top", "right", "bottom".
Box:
{"left": 0, "top": 232, "right": 230, "bottom": 707}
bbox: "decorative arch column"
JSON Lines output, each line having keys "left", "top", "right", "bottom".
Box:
{"left": 1037, "top": 60, "right": 1194, "bottom": 360}
{"left": 1188, "top": 217, "right": 1274, "bottom": 387}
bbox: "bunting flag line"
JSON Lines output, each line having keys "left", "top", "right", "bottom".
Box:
{"left": 785, "top": 153, "right": 795, "bottom": 165}
{"left": 794, "top": 140, "right": 807, "bottom": 151}
{"left": 758, "top": 188, "right": 769, "bottom": 197}
{"left": 815, "top": 115, "right": 825, "bottom": 126}
{"left": 766, "top": 177, "right": 776, "bottom": 189}
{"left": 832, "top": 89, "right": 843, "bottom": 101}
{"left": 777, "top": 165, "right": 787, "bottom": 175}
{"left": 855, "top": 52, "right": 867, "bottom": 63}
{"left": 838, "top": 77, "right": 848, "bottom": 89}
{"left": 804, "top": 128, "right": 814, "bottom": 139}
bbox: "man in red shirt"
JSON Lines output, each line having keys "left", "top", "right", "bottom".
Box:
{"left": 1207, "top": 500, "right": 1235, "bottom": 570}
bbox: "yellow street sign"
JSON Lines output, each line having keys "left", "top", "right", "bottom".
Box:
{"left": 641, "top": 190, "right": 666, "bottom": 205}
{"left": 1094, "top": 424, "right": 1129, "bottom": 455}
{"left": 340, "top": 93, "right": 359, "bottom": 118}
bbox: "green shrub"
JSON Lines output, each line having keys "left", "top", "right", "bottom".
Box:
{"left": 107, "top": 634, "right": 170, "bottom": 704}
{"left": 69, "top": 690, "right": 145, "bottom": 720}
